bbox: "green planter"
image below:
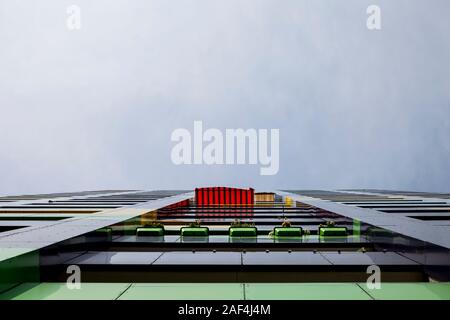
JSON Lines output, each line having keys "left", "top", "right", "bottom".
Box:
{"left": 367, "top": 227, "right": 393, "bottom": 238}
{"left": 95, "top": 227, "right": 112, "bottom": 235}
{"left": 319, "top": 227, "right": 347, "bottom": 237}
{"left": 274, "top": 227, "right": 303, "bottom": 237}
{"left": 136, "top": 227, "right": 164, "bottom": 236}
{"left": 94, "top": 227, "right": 112, "bottom": 240}
{"left": 229, "top": 227, "right": 257, "bottom": 237}
{"left": 181, "top": 227, "right": 209, "bottom": 237}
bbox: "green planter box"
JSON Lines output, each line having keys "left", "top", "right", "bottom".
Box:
{"left": 319, "top": 227, "right": 347, "bottom": 237}
{"left": 229, "top": 227, "right": 257, "bottom": 237}
{"left": 367, "top": 227, "right": 393, "bottom": 237}
{"left": 94, "top": 227, "right": 112, "bottom": 240}
{"left": 181, "top": 227, "right": 209, "bottom": 237}
{"left": 274, "top": 227, "right": 303, "bottom": 237}
{"left": 95, "top": 227, "right": 112, "bottom": 235}
{"left": 136, "top": 227, "right": 164, "bottom": 236}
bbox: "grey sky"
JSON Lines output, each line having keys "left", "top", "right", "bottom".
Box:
{"left": 0, "top": 0, "right": 449, "bottom": 195}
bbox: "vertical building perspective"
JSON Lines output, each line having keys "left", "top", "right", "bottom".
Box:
{"left": 0, "top": 188, "right": 449, "bottom": 300}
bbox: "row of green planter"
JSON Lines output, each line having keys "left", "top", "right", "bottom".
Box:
{"left": 135, "top": 226, "right": 348, "bottom": 237}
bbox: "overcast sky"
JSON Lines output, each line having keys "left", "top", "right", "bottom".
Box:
{"left": 0, "top": 0, "right": 449, "bottom": 195}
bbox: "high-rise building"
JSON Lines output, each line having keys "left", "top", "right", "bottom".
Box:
{"left": 0, "top": 189, "right": 449, "bottom": 300}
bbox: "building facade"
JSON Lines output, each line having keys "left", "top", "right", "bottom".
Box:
{"left": 0, "top": 189, "right": 449, "bottom": 299}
